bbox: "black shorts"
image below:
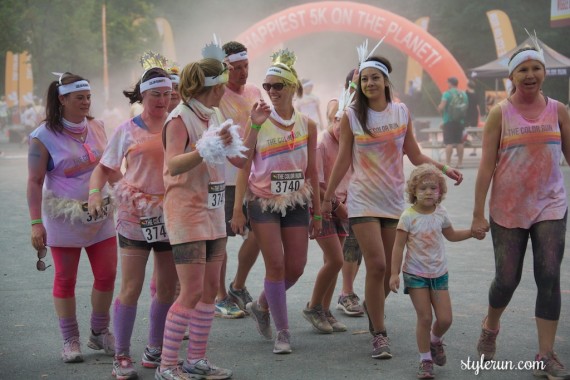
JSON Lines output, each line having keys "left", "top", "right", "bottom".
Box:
{"left": 118, "top": 233, "right": 171, "bottom": 252}
{"left": 442, "top": 121, "right": 464, "bottom": 145}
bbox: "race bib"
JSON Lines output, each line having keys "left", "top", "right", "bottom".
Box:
{"left": 207, "top": 181, "right": 225, "bottom": 209}
{"left": 81, "top": 197, "right": 111, "bottom": 224}
{"left": 140, "top": 213, "right": 169, "bottom": 243}
{"left": 271, "top": 171, "right": 304, "bottom": 195}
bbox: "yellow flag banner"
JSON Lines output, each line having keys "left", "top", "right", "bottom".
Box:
{"left": 5, "top": 52, "right": 19, "bottom": 108}
{"left": 486, "top": 10, "right": 516, "bottom": 57}
{"left": 18, "top": 51, "right": 34, "bottom": 107}
{"left": 405, "top": 17, "right": 429, "bottom": 94}
{"left": 486, "top": 10, "right": 516, "bottom": 92}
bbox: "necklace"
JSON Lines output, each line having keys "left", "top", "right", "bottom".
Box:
{"left": 271, "top": 108, "right": 295, "bottom": 127}
{"left": 62, "top": 122, "right": 96, "bottom": 163}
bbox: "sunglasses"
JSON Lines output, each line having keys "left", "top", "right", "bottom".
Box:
{"left": 37, "top": 247, "right": 52, "bottom": 271}
{"left": 262, "top": 82, "right": 286, "bottom": 91}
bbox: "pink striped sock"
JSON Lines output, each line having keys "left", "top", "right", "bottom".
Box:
{"left": 160, "top": 302, "right": 191, "bottom": 370}
{"left": 187, "top": 302, "right": 215, "bottom": 362}
{"left": 59, "top": 316, "right": 79, "bottom": 341}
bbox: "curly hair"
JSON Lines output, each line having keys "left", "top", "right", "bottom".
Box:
{"left": 405, "top": 164, "right": 447, "bottom": 204}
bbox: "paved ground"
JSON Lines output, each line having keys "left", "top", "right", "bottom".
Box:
{"left": 0, "top": 136, "right": 569, "bottom": 380}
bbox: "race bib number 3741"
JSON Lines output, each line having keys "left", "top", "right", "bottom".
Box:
{"left": 140, "top": 214, "right": 168, "bottom": 243}
{"left": 208, "top": 182, "right": 225, "bottom": 209}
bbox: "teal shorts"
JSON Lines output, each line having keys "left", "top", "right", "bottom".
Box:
{"left": 403, "top": 272, "right": 449, "bottom": 294}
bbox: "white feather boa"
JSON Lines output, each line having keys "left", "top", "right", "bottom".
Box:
{"left": 111, "top": 179, "right": 163, "bottom": 215}
{"left": 246, "top": 182, "right": 313, "bottom": 217}
{"left": 195, "top": 119, "right": 247, "bottom": 165}
{"left": 43, "top": 190, "right": 114, "bottom": 224}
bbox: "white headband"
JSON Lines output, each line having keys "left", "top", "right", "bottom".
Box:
{"left": 266, "top": 66, "right": 297, "bottom": 83}
{"left": 140, "top": 77, "right": 172, "bottom": 93}
{"left": 170, "top": 75, "right": 180, "bottom": 84}
{"left": 204, "top": 65, "right": 229, "bottom": 87}
{"left": 58, "top": 80, "right": 91, "bottom": 95}
{"left": 227, "top": 51, "right": 248, "bottom": 63}
{"left": 359, "top": 61, "right": 389, "bottom": 77}
{"left": 508, "top": 50, "right": 545, "bottom": 75}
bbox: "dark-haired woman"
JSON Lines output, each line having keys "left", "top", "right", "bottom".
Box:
{"left": 27, "top": 73, "right": 117, "bottom": 364}
{"left": 322, "top": 57, "right": 462, "bottom": 359}
{"left": 89, "top": 67, "right": 177, "bottom": 379}
{"left": 472, "top": 46, "right": 570, "bottom": 378}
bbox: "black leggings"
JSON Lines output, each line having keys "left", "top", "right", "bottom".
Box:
{"left": 488, "top": 212, "right": 566, "bottom": 320}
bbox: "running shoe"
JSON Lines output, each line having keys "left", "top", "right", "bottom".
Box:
{"left": 417, "top": 359, "right": 435, "bottom": 379}
{"left": 142, "top": 346, "right": 162, "bottom": 369}
{"left": 371, "top": 332, "right": 392, "bottom": 359}
{"left": 61, "top": 336, "right": 83, "bottom": 363}
{"left": 154, "top": 367, "right": 192, "bottom": 380}
{"left": 336, "top": 293, "right": 364, "bottom": 316}
{"left": 214, "top": 297, "right": 245, "bottom": 319}
{"left": 324, "top": 310, "right": 347, "bottom": 332}
{"left": 182, "top": 358, "right": 233, "bottom": 379}
{"left": 273, "top": 329, "right": 292, "bottom": 354}
{"left": 476, "top": 316, "right": 499, "bottom": 361}
{"left": 247, "top": 300, "right": 273, "bottom": 340}
{"left": 533, "top": 351, "right": 570, "bottom": 380}
{"left": 87, "top": 328, "right": 115, "bottom": 356}
{"left": 112, "top": 355, "right": 137, "bottom": 380}
{"left": 302, "top": 303, "right": 333, "bottom": 333}
{"left": 430, "top": 339, "right": 447, "bottom": 366}
{"left": 228, "top": 282, "right": 253, "bottom": 312}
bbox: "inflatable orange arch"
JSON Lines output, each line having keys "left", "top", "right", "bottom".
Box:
{"left": 235, "top": 1, "right": 467, "bottom": 92}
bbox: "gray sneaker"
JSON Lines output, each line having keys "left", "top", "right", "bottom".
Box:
{"left": 247, "top": 300, "right": 273, "bottom": 340}
{"left": 336, "top": 293, "right": 364, "bottom": 316}
{"left": 371, "top": 332, "right": 392, "bottom": 359}
{"left": 155, "top": 366, "right": 192, "bottom": 380}
{"left": 302, "top": 303, "right": 333, "bottom": 333}
{"left": 182, "top": 358, "right": 232, "bottom": 379}
{"left": 273, "top": 329, "right": 292, "bottom": 354}
{"left": 476, "top": 317, "right": 499, "bottom": 361}
{"left": 533, "top": 351, "right": 570, "bottom": 380}
{"left": 87, "top": 328, "right": 115, "bottom": 356}
{"left": 228, "top": 282, "right": 253, "bottom": 312}
{"left": 324, "top": 310, "right": 347, "bottom": 332}
{"left": 112, "top": 355, "right": 138, "bottom": 380}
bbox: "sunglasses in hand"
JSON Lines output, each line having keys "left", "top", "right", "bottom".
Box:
{"left": 37, "top": 247, "right": 52, "bottom": 271}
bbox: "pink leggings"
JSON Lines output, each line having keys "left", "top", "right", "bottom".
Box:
{"left": 51, "top": 237, "right": 117, "bottom": 298}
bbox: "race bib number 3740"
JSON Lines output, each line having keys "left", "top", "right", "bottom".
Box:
{"left": 271, "top": 171, "right": 304, "bottom": 195}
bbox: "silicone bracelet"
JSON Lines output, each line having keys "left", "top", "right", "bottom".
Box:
{"left": 251, "top": 124, "right": 262, "bottom": 131}
{"left": 89, "top": 188, "right": 100, "bottom": 195}
{"left": 31, "top": 219, "right": 43, "bottom": 225}
{"left": 442, "top": 165, "right": 449, "bottom": 175}
{"left": 313, "top": 215, "right": 323, "bottom": 221}
{"left": 349, "top": 81, "right": 357, "bottom": 90}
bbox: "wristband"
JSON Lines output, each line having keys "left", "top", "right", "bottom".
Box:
{"left": 349, "top": 81, "right": 357, "bottom": 90}
{"left": 442, "top": 165, "right": 449, "bottom": 175}
{"left": 31, "top": 219, "right": 43, "bottom": 225}
{"left": 89, "top": 188, "right": 100, "bottom": 195}
{"left": 251, "top": 124, "right": 261, "bottom": 131}
{"left": 313, "top": 215, "right": 322, "bottom": 221}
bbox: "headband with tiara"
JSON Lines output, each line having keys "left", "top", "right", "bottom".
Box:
{"left": 508, "top": 29, "right": 546, "bottom": 75}
{"left": 139, "top": 51, "right": 173, "bottom": 93}
{"left": 357, "top": 38, "right": 389, "bottom": 77}
{"left": 265, "top": 49, "right": 297, "bottom": 83}
{"left": 53, "top": 72, "right": 91, "bottom": 95}
{"left": 202, "top": 34, "right": 229, "bottom": 87}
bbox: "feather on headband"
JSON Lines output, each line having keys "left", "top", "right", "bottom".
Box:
{"left": 357, "top": 38, "right": 389, "bottom": 76}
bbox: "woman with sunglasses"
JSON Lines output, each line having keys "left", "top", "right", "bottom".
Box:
{"left": 157, "top": 40, "right": 265, "bottom": 379}
{"left": 27, "top": 72, "right": 117, "bottom": 364}
{"left": 235, "top": 49, "right": 321, "bottom": 354}
{"left": 321, "top": 52, "right": 463, "bottom": 359}
{"left": 89, "top": 62, "right": 178, "bottom": 379}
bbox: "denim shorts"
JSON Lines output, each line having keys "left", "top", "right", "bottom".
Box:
{"left": 403, "top": 272, "right": 449, "bottom": 294}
